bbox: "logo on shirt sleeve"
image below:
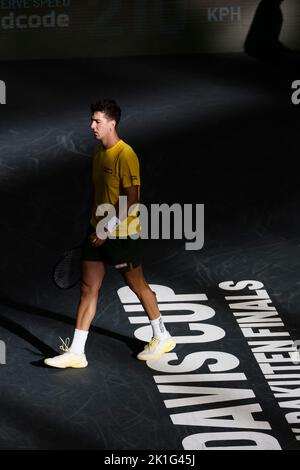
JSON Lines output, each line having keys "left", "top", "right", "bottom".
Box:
{"left": 104, "top": 167, "right": 113, "bottom": 174}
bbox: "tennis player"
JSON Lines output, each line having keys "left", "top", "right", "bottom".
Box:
{"left": 44, "top": 99, "right": 176, "bottom": 368}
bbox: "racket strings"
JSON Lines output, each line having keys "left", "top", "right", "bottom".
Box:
{"left": 53, "top": 247, "right": 82, "bottom": 289}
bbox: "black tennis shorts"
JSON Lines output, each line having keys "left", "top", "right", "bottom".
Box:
{"left": 81, "top": 225, "right": 141, "bottom": 273}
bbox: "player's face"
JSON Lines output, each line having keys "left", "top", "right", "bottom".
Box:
{"left": 91, "top": 111, "right": 115, "bottom": 140}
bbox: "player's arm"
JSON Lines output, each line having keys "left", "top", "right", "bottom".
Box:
{"left": 114, "top": 150, "right": 140, "bottom": 227}
{"left": 104, "top": 185, "right": 139, "bottom": 233}
{"left": 118, "top": 185, "right": 139, "bottom": 222}
{"left": 91, "top": 185, "right": 139, "bottom": 245}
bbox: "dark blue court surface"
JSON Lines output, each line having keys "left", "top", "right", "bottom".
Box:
{"left": 1, "top": 51, "right": 300, "bottom": 450}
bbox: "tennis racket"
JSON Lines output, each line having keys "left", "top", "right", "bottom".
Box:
{"left": 52, "top": 245, "right": 82, "bottom": 289}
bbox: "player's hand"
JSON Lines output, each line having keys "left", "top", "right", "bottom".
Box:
{"left": 89, "top": 232, "right": 107, "bottom": 247}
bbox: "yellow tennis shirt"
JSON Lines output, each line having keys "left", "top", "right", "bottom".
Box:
{"left": 90, "top": 139, "right": 141, "bottom": 237}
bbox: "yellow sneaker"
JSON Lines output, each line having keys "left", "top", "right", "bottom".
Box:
{"left": 44, "top": 337, "right": 88, "bottom": 369}
{"left": 137, "top": 334, "right": 176, "bottom": 361}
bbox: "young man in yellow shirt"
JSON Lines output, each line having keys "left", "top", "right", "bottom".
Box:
{"left": 44, "top": 99, "right": 176, "bottom": 368}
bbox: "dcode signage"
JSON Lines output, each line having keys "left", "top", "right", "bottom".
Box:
{"left": 0, "top": 10, "right": 69, "bottom": 28}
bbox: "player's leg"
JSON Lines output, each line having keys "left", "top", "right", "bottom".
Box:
{"left": 75, "top": 260, "right": 106, "bottom": 331}
{"left": 122, "top": 264, "right": 160, "bottom": 321}
{"left": 122, "top": 264, "right": 176, "bottom": 361}
{"left": 44, "top": 260, "right": 106, "bottom": 368}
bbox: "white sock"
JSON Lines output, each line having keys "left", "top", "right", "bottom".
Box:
{"left": 150, "top": 316, "right": 169, "bottom": 340}
{"left": 69, "top": 329, "right": 89, "bottom": 355}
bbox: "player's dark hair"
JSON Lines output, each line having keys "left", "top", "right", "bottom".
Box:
{"left": 91, "top": 99, "right": 121, "bottom": 126}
